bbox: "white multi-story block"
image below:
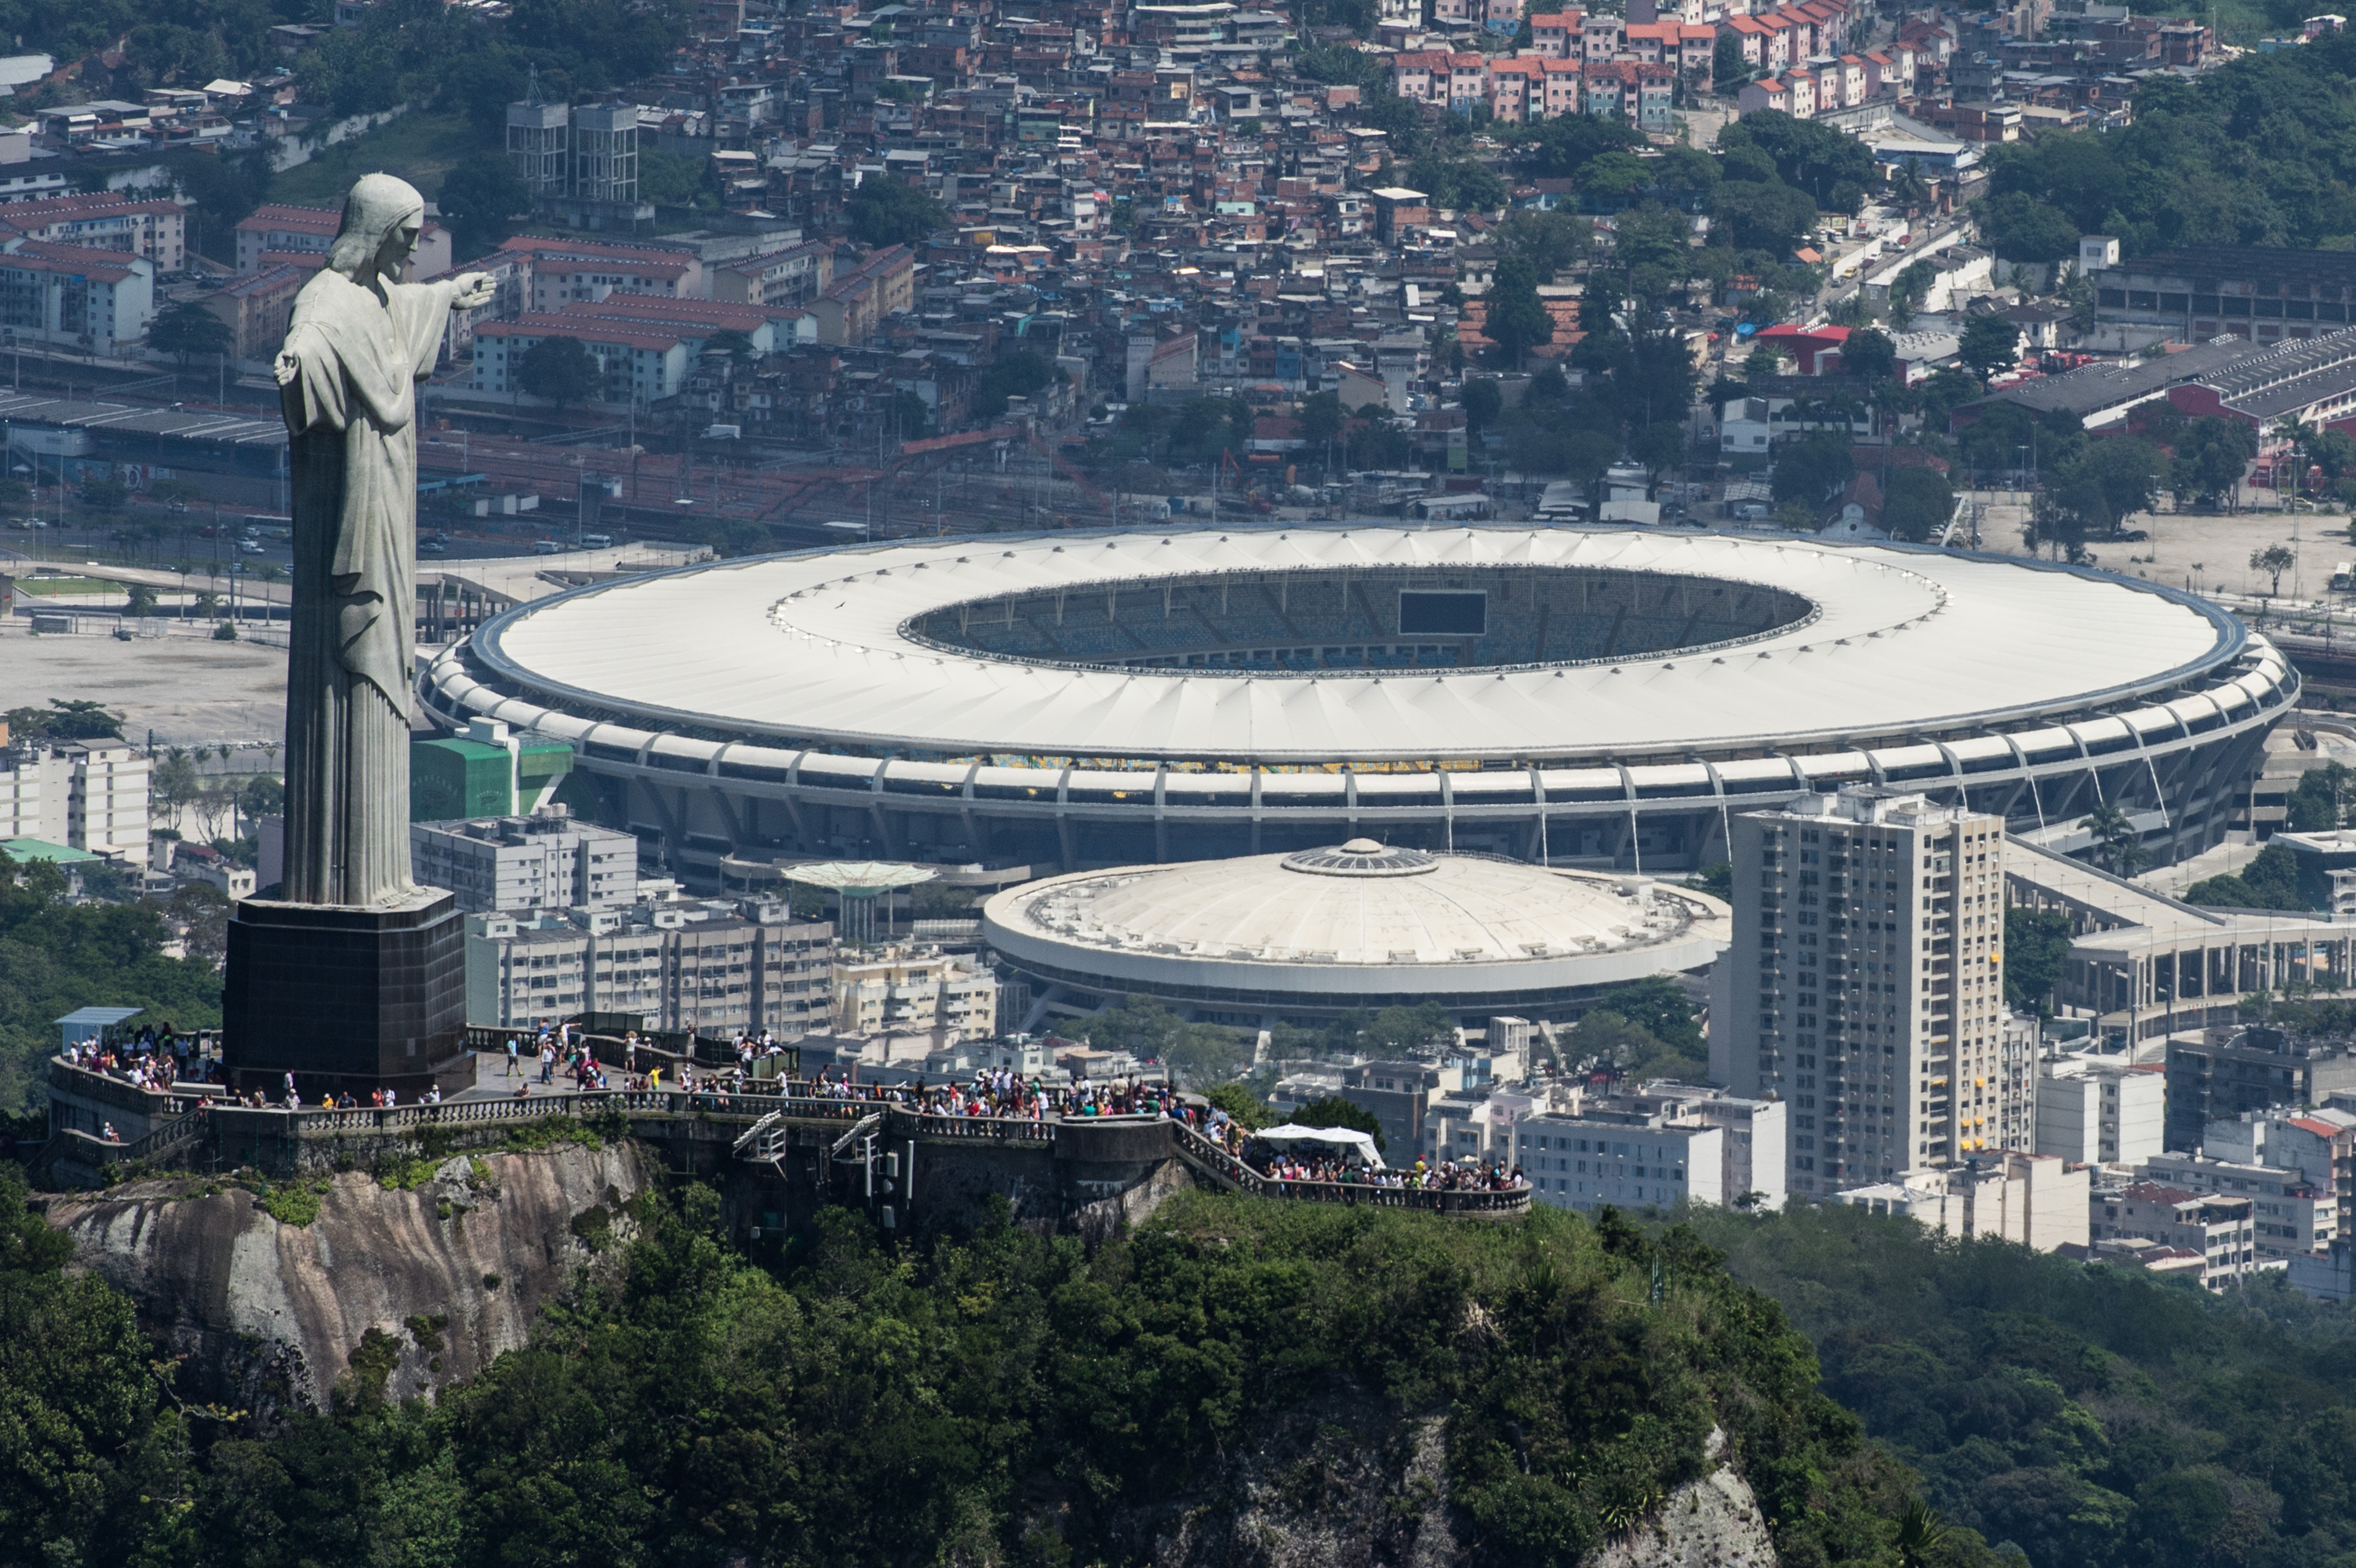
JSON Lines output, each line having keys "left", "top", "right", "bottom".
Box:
{"left": 1726, "top": 787, "right": 2015, "bottom": 1198}
{"left": 2036, "top": 1054, "right": 2166, "bottom": 1168}
{"left": 1836, "top": 1151, "right": 2089, "bottom": 1252}
{"left": 411, "top": 806, "right": 638, "bottom": 915}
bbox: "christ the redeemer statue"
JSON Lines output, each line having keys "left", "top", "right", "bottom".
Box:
{"left": 273, "top": 173, "right": 495, "bottom": 907}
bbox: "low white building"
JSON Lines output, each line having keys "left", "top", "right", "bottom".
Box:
{"left": 1835, "top": 1151, "right": 2090, "bottom": 1253}
{"left": 2036, "top": 1053, "right": 2166, "bottom": 1168}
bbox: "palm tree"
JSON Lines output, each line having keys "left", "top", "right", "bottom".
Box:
{"left": 2080, "top": 801, "right": 2149, "bottom": 875}
{"left": 1895, "top": 1500, "right": 1948, "bottom": 1568}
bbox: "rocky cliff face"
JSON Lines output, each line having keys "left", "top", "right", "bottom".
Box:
{"left": 1129, "top": 1404, "right": 1776, "bottom": 1568}
{"left": 47, "top": 1142, "right": 649, "bottom": 1421}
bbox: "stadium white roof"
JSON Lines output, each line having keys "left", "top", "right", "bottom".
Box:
{"left": 481, "top": 526, "right": 2239, "bottom": 765}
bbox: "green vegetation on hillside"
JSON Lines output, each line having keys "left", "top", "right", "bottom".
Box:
{"left": 1689, "top": 1203, "right": 2356, "bottom": 1568}
{"left": 8, "top": 1171, "right": 1996, "bottom": 1568}
{"left": 0, "top": 854, "right": 222, "bottom": 1115}
{"left": 1982, "top": 36, "right": 2356, "bottom": 256}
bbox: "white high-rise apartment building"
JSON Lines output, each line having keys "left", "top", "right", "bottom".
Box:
{"left": 1726, "top": 787, "right": 2017, "bottom": 1198}
{"left": 0, "top": 739, "right": 148, "bottom": 861}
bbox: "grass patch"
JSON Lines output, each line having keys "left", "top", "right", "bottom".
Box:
{"left": 18, "top": 577, "right": 117, "bottom": 596}
{"left": 259, "top": 1178, "right": 329, "bottom": 1227}
{"left": 270, "top": 111, "right": 480, "bottom": 208}
{"left": 375, "top": 1152, "right": 442, "bottom": 1191}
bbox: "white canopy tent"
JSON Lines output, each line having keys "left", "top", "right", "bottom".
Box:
{"left": 1255, "top": 1123, "right": 1385, "bottom": 1170}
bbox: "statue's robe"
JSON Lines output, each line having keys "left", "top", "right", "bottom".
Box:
{"left": 277, "top": 268, "right": 461, "bottom": 906}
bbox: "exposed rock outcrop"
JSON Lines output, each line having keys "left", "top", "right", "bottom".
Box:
{"left": 48, "top": 1142, "right": 649, "bottom": 1421}
{"left": 1586, "top": 1432, "right": 1778, "bottom": 1568}
{"left": 1114, "top": 1397, "right": 1774, "bottom": 1568}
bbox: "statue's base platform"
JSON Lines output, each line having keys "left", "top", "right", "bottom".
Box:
{"left": 222, "top": 889, "right": 473, "bottom": 1100}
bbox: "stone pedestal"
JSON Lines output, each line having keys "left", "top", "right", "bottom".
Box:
{"left": 222, "top": 889, "right": 472, "bottom": 1099}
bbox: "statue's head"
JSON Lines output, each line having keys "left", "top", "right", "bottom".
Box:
{"left": 326, "top": 172, "right": 427, "bottom": 284}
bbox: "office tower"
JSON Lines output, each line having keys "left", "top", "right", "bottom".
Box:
{"left": 1726, "top": 786, "right": 2015, "bottom": 1198}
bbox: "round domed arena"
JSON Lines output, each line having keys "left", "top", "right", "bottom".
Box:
{"left": 979, "top": 840, "right": 1732, "bottom": 1023}
{"left": 419, "top": 524, "right": 2291, "bottom": 885}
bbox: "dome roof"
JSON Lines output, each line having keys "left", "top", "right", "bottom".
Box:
{"left": 982, "top": 848, "right": 1731, "bottom": 1011}
{"left": 1034, "top": 850, "right": 1693, "bottom": 966}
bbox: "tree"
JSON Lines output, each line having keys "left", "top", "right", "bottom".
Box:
{"left": 1485, "top": 254, "right": 1552, "bottom": 367}
{"left": 973, "top": 349, "right": 1060, "bottom": 419}
{"left": 1293, "top": 1094, "right": 1386, "bottom": 1152}
{"left": 2, "top": 700, "right": 124, "bottom": 743}
{"left": 2080, "top": 801, "right": 2148, "bottom": 876}
{"left": 1712, "top": 30, "right": 1748, "bottom": 87}
{"left": 1593, "top": 975, "right": 1703, "bottom": 1055}
{"left": 847, "top": 178, "right": 947, "bottom": 248}
{"left": 2003, "top": 906, "right": 2073, "bottom": 1015}
{"left": 1771, "top": 432, "right": 1854, "bottom": 509}
{"left": 436, "top": 153, "right": 532, "bottom": 260}
{"left": 1364, "top": 1002, "right": 1456, "bottom": 1053}
{"left": 1202, "top": 1080, "right": 1275, "bottom": 1129}
{"left": 1972, "top": 190, "right": 2080, "bottom": 266}
{"left": 2185, "top": 840, "right": 2306, "bottom": 911}
{"left": 148, "top": 301, "right": 233, "bottom": 369}
{"left": 1297, "top": 390, "right": 1345, "bottom": 455}
{"left": 1495, "top": 208, "right": 1587, "bottom": 282}
{"left": 1459, "top": 379, "right": 1501, "bottom": 439}
{"left": 1957, "top": 315, "right": 2020, "bottom": 382}
{"left": 2250, "top": 542, "right": 2296, "bottom": 597}
{"left": 1838, "top": 327, "right": 1897, "bottom": 384}
{"left": 519, "top": 335, "right": 602, "bottom": 410}
{"left": 2286, "top": 762, "right": 2353, "bottom": 832}
{"left": 150, "top": 748, "right": 203, "bottom": 828}
{"left": 124, "top": 582, "right": 157, "bottom": 619}
{"left": 1882, "top": 465, "right": 1954, "bottom": 543}
{"left": 2171, "top": 416, "right": 2256, "bottom": 509}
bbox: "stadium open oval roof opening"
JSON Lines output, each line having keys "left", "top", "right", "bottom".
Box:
{"left": 896, "top": 563, "right": 1822, "bottom": 677}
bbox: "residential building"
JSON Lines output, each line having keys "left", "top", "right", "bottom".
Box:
{"left": 1834, "top": 1151, "right": 2091, "bottom": 1252}
{"left": 198, "top": 263, "right": 307, "bottom": 360}
{"left": 0, "top": 239, "right": 152, "bottom": 354}
{"left": 410, "top": 806, "right": 639, "bottom": 915}
{"left": 810, "top": 244, "right": 916, "bottom": 345}
{"left": 2164, "top": 1025, "right": 2356, "bottom": 1152}
{"left": 832, "top": 948, "right": 997, "bottom": 1040}
{"left": 2036, "top": 1054, "right": 2166, "bottom": 1167}
{"left": 2091, "top": 1181, "right": 2257, "bottom": 1287}
{"left": 465, "top": 897, "right": 834, "bottom": 1035}
{"left": 1723, "top": 787, "right": 2014, "bottom": 1198}
{"left": 1339, "top": 1058, "right": 1449, "bottom": 1154}
{"left": 2138, "top": 1149, "right": 2337, "bottom": 1261}
{"left": 233, "top": 202, "right": 450, "bottom": 278}
{"left": 470, "top": 316, "right": 693, "bottom": 406}
{"left": 1, "top": 740, "right": 150, "bottom": 862}
{"left": 1513, "top": 1099, "right": 1726, "bottom": 1212}
{"left": 0, "top": 193, "right": 185, "bottom": 273}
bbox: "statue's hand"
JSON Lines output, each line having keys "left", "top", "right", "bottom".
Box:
{"left": 272, "top": 348, "right": 300, "bottom": 388}
{"left": 451, "top": 271, "right": 497, "bottom": 309}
